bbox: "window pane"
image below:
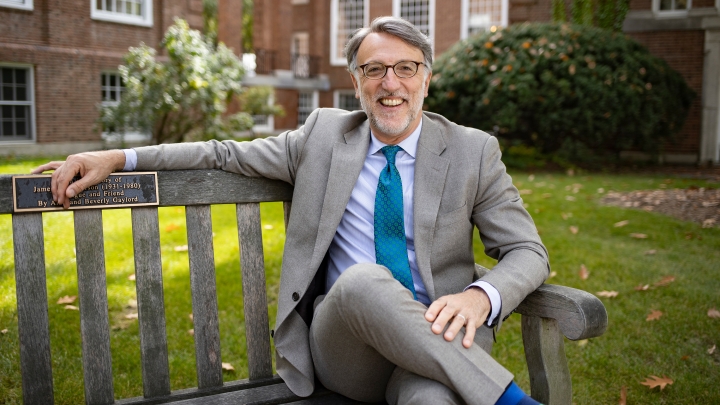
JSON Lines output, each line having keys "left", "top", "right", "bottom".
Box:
{"left": 1, "top": 105, "right": 11, "bottom": 118}
{"left": 15, "top": 69, "right": 26, "bottom": 84}
{"left": 2, "top": 122, "right": 12, "bottom": 137}
{"left": 2, "top": 85, "right": 13, "bottom": 101}
{"left": 16, "top": 85, "right": 27, "bottom": 101}
{"left": 659, "top": 0, "right": 672, "bottom": 9}
{"left": 2, "top": 68, "right": 12, "bottom": 84}
{"left": 676, "top": 0, "right": 687, "bottom": 9}
{"left": 16, "top": 119, "right": 27, "bottom": 136}
{"left": 15, "top": 105, "right": 26, "bottom": 119}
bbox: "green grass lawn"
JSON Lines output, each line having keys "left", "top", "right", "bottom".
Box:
{"left": 1, "top": 157, "right": 719, "bottom": 404}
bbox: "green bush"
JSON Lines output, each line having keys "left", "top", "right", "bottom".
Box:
{"left": 426, "top": 23, "right": 696, "bottom": 164}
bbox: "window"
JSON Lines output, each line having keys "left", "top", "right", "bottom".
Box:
{"left": 334, "top": 90, "right": 361, "bottom": 111}
{"left": 252, "top": 91, "right": 275, "bottom": 133}
{"left": 298, "top": 91, "right": 318, "bottom": 127}
{"left": 1, "top": 65, "right": 34, "bottom": 142}
{"left": 461, "top": 0, "right": 507, "bottom": 39}
{"left": 653, "top": 0, "right": 690, "bottom": 15}
{"left": 91, "top": 0, "right": 153, "bottom": 27}
{"left": 330, "top": 0, "right": 368, "bottom": 66}
{"left": 100, "top": 72, "right": 149, "bottom": 142}
{"left": 292, "top": 32, "right": 311, "bottom": 78}
{"left": 0, "top": 0, "right": 33, "bottom": 10}
{"left": 393, "top": 0, "right": 434, "bottom": 43}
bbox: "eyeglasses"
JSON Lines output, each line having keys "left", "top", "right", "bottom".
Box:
{"left": 358, "top": 61, "right": 425, "bottom": 80}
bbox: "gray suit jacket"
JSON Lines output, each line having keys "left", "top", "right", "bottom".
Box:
{"left": 134, "top": 108, "right": 549, "bottom": 396}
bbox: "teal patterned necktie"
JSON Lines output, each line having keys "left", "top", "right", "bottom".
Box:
{"left": 374, "top": 145, "right": 416, "bottom": 299}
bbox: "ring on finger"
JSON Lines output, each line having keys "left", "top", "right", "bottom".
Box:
{"left": 457, "top": 314, "right": 467, "bottom": 324}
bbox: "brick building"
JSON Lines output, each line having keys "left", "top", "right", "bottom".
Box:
{"left": 0, "top": 0, "right": 205, "bottom": 156}
{"left": 248, "top": 0, "right": 719, "bottom": 164}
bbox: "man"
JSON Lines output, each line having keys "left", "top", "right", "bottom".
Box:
{"left": 35, "top": 17, "right": 548, "bottom": 405}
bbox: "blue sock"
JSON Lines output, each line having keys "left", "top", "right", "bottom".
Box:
{"left": 495, "top": 382, "right": 541, "bottom": 405}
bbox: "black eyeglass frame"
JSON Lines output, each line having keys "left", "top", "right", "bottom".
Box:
{"left": 357, "top": 61, "right": 425, "bottom": 80}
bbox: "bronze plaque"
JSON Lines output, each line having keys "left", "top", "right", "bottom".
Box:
{"left": 12, "top": 172, "right": 159, "bottom": 212}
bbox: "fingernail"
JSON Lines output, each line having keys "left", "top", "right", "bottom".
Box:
{"left": 67, "top": 188, "right": 76, "bottom": 198}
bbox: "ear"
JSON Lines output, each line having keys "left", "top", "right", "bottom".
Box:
{"left": 423, "top": 71, "right": 432, "bottom": 98}
{"left": 351, "top": 72, "right": 360, "bottom": 98}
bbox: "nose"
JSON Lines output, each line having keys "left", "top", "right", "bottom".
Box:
{"left": 381, "top": 67, "right": 402, "bottom": 92}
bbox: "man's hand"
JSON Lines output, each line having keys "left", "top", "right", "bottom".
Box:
{"left": 425, "top": 287, "right": 491, "bottom": 348}
{"left": 31, "top": 150, "right": 126, "bottom": 209}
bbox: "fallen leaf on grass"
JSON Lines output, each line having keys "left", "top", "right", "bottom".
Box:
{"left": 630, "top": 233, "right": 648, "bottom": 239}
{"left": 165, "top": 223, "right": 180, "bottom": 232}
{"left": 577, "top": 339, "right": 588, "bottom": 347}
{"left": 597, "top": 188, "right": 605, "bottom": 194}
{"left": 561, "top": 212, "right": 573, "bottom": 220}
{"left": 597, "top": 291, "right": 619, "bottom": 298}
{"left": 640, "top": 375, "right": 673, "bottom": 390}
{"left": 519, "top": 189, "right": 533, "bottom": 195}
{"left": 174, "top": 245, "right": 188, "bottom": 252}
{"left": 127, "top": 299, "right": 137, "bottom": 309}
{"left": 634, "top": 284, "right": 650, "bottom": 291}
{"left": 619, "top": 386, "right": 627, "bottom": 405}
{"left": 128, "top": 274, "right": 136, "bottom": 281}
{"left": 222, "top": 362, "right": 235, "bottom": 371}
{"left": 708, "top": 308, "right": 720, "bottom": 319}
{"left": 646, "top": 310, "right": 663, "bottom": 321}
{"left": 614, "top": 220, "right": 629, "bottom": 227}
{"left": 57, "top": 295, "right": 77, "bottom": 305}
{"left": 708, "top": 345, "right": 716, "bottom": 355}
{"left": 579, "top": 264, "right": 590, "bottom": 280}
{"left": 189, "top": 313, "right": 194, "bottom": 321}
{"left": 565, "top": 196, "right": 576, "bottom": 201}
{"left": 188, "top": 329, "right": 194, "bottom": 336}
{"left": 1, "top": 329, "right": 8, "bottom": 334}
{"left": 124, "top": 312, "right": 138, "bottom": 320}
{"left": 548, "top": 271, "right": 557, "bottom": 278}
{"left": 644, "top": 249, "right": 657, "bottom": 255}
{"left": 680, "top": 355, "right": 690, "bottom": 361}
{"left": 703, "top": 218, "right": 716, "bottom": 228}
{"left": 64, "top": 305, "right": 79, "bottom": 311}
{"left": 263, "top": 224, "right": 274, "bottom": 230}
{"left": 653, "top": 276, "right": 675, "bottom": 287}
{"left": 569, "top": 226, "right": 579, "bottom": 234}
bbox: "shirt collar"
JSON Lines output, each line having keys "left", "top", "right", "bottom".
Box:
{"left": 369, "top": 120, "right": 422, "bottom": 159}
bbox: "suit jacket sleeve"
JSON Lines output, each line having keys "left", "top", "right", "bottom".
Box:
{"left": 132, "top": 109, "right": 324, "bottom": 184}
{"left": 471, "top": 135, "right": 549, "bottom": 324}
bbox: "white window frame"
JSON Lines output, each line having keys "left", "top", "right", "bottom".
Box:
{"left": 652, "top": 0, "right": 691, "bottom": 17}
{"left": 330, "top": 0, "right": 370, "bottom": 66}
{"left": 91, "top": 0, "right": 153, "bottom": 27}
{"left": 100, "top": 71, "right": 150, "bottom": 143}
{"left": 392, "top": 0, "right": 435, "bottom": 46}
{"left": 460, "top": 0, "right": 508, "bottom": 39}
{"left": 0, "top": 63, "right": 36, "bottom": 143}
{"left": 0, "top": 0, "right": 33, "bottom": 10}
{"left": 334, "top": 89, "right": 362, "bottom": 111}
{"left": 298, "top": 90, "right": 319, "bottom": 127}
{"left": 291, "top": 0, "right": 309, "bottom": 4}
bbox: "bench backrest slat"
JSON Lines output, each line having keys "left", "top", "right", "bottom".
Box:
{"left": 185, "top": 205, "right": 223, "bottom": 389}
{"left": 131, "top": 207, "right": 171, "bottom": 398}
{"left": 236, "top": 203, "right": 273, "bottom": 380}
{"left": 74, "top": 210, "right": 115, "bottom": 404}
{"left": 13, "top": 213, "right": 55, "bottom": 404}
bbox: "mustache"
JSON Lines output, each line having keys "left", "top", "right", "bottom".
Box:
{"left": 371, "top": 91, "right": 409, "bottom": 102}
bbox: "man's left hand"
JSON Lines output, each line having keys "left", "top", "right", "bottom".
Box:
{"left": 425, "top": 288, "right": 491, "bottom": 348}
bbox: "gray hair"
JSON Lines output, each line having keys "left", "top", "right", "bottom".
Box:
{"left": 344, "top": 16, "right": 433, "bottom": 76}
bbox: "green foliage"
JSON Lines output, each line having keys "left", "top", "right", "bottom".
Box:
{"left": 426, "top": 23, "right": 696, "bottom": 166}
{"left": 238, "top": 86, "right": 284, "bottom": 118}
{"left": 203, "top": 0, "right": 219, "bottom": 47}
{"left": 554, "top": 0, "right": 630, "bottom": 31}
{"left": 243, "top": 0, "right": 254, "bottom": 53}
{"left": 98, "top": 19, "right": 278, "bottom": 144}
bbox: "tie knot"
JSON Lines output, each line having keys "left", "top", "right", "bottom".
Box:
{"left": 381, "top": 145, "right": 401, "bottom": 165}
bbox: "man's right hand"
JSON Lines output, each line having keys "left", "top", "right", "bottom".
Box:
{"left": 31, "top": 150, "right": 126, "bottom": 209}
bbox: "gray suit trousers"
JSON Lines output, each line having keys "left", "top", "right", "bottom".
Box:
{"left": 309, "top": 264, "right": 514, "bottom": 405}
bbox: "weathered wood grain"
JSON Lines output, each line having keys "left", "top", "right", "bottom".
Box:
{"left": 516, "top": 284, "right": 608, "bottom": 340}
{"left": 132, "top": 207, "right": 171, "bottom": 398}
{"left": 74, "top": 209, "right": 115, "bottom": 405}
{"left": 13, "top": 213, "right": 54, "bottom": 405}
{"left": 236, "top": 203, "right": 273, "bottom": 380}
{"left": 185, "top": 205, "right": 223, "bottom": 389}
{"left": 522, "top": 316, "right": 572, "bottom": 405}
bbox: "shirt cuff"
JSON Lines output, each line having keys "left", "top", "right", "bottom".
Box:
{"left": 465, "top": 280, "right": 501, "bottom": 327}
{"left": 122, "top": 149, "right": 137, "bottom": 172}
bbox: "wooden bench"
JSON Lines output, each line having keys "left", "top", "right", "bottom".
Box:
{"left": 0, "top": 169, "right": 607, "bottom": 405}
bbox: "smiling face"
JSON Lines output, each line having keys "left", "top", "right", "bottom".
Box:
{"left": 351, "top": 32, "right": 432, "bottom": 145}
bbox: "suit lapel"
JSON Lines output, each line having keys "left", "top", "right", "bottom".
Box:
{"left": 413, "top": 115, "right": 449, "bottom": 301}
{"left": 309, "top": 120, "right": 370, "bottom": 267}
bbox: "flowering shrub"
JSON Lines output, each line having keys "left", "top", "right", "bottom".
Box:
{"left": 426, "top": 23, "right": 695, "bottom": 163}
